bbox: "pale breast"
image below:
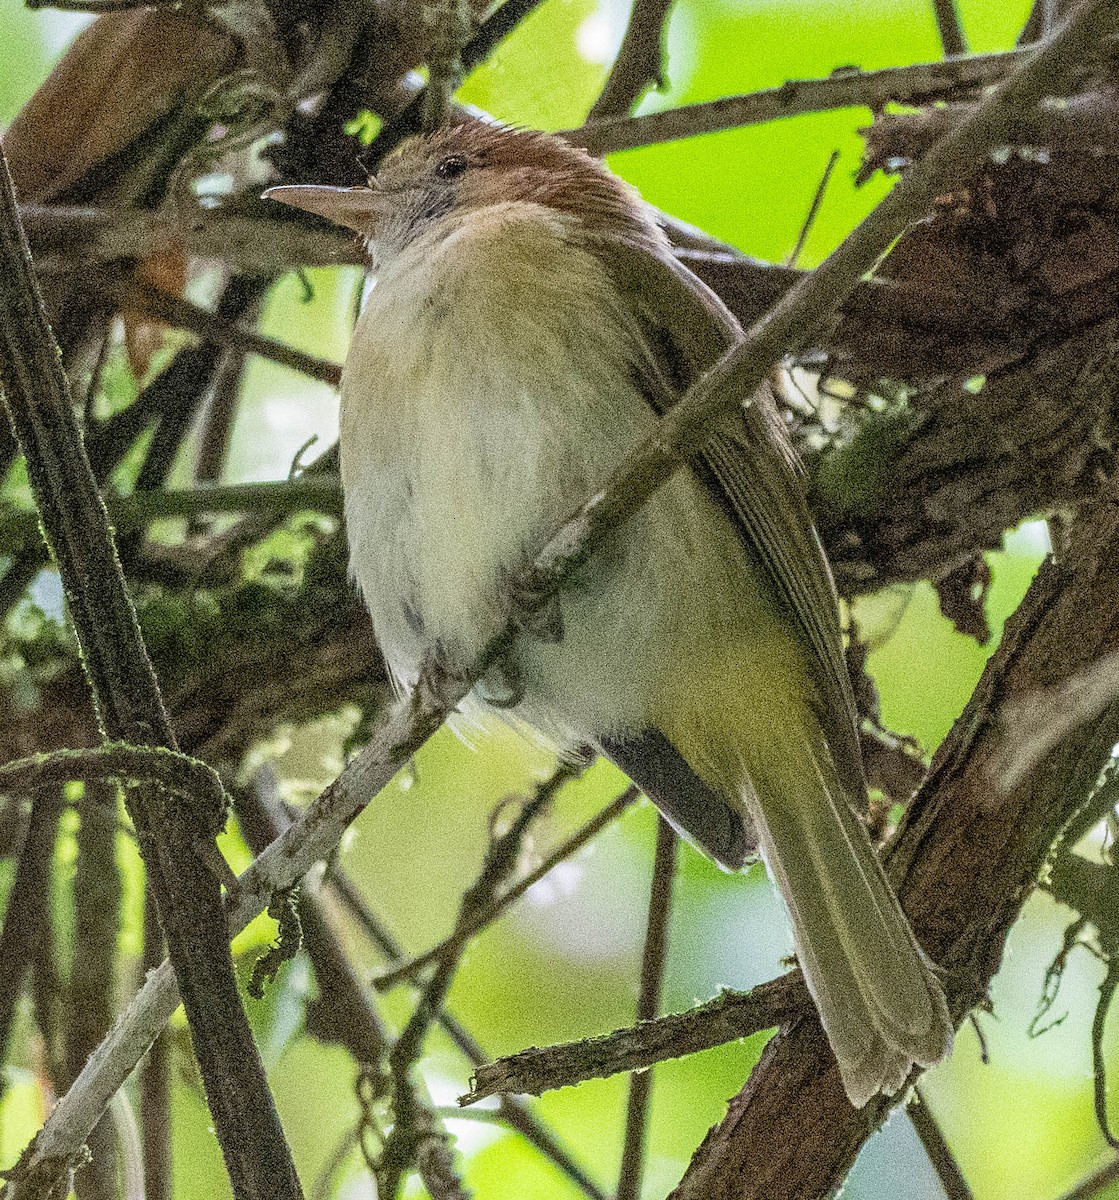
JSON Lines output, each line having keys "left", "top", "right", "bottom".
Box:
{"left": 339, "top": 200, "right": 752, "bottom": 741}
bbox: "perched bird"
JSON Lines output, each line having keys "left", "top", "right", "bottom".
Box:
{"left": 265, "top": 121, "right": 952, "bottom": 1106}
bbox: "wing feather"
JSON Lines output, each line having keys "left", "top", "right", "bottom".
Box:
{"left": 601, "top": 238, "right": 866, "bottom": 804}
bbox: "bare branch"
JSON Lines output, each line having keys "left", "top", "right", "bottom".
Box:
{"left": 9, "top": 12, "right": 1106, "bottom": 1184}
{"left": 67, "top": 782, "right": 122, "bottom": 1200}
{"left": 0, "top": 791, "right": 63, "bottom": 1094}
{"left": 139, "top": 903, "right": 170, "bottom": 1200}
{"left": 907, "top": 1089, "right": 974, "bottom": 1200}
{"left": 860, "top": 92, "right": 1119, "bottom": 180}
{"left": 237, "top": 775, "right": 471, "bottom": 1200}
{"left": 117, "top": 277, "right": 342, "bottom": 387}
{"left": 616, "top": 818, "right": 677, "bottom": 1200}
{"left": 1058, "top": 1154, "right": 1119, "bottom": 1199}
{"left": 375, "top": 786, "right": 638, "bottom": 991}
{"left": 0, "top": 136, "right": 302, "bottom": 1199}
{"left": 378, "top": 764, "right": 577, "bottom": 1196}
{"left": 23, "top": 205, "right": 362, "bottom": 271}
{"left": 931, "top": 0, "right": 968, "bottom": 57}
{"left": 296, "top": 796, "right": 611, "bottom": 1200}
{"left": 568, "top": 49, "right": 1028, "bottom": 155}
{"left": 463, "top": 977, "right": 805, "bottom": 1102}
{"left": 993, "top": 647, "right": 1119, "bottom": 790}
{"left": 587, "top": 0, "right": 675, "bottom": 122}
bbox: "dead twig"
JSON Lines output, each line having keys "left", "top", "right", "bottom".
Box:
{"left": 616, "top": 818, "right": 677, "bottom": 1200}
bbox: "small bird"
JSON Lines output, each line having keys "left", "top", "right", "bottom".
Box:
{"left": 265, "top": 121, "right": 952, "bottom": 1106}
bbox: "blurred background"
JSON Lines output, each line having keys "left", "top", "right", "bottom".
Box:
{"left": 2, "top": 1, "right": 1112, "bottom": 1198}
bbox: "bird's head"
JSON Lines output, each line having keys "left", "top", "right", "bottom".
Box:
{"left": 264, "top": 121, "right": 658, "bottom": 265}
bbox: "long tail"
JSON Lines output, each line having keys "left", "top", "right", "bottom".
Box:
{"left": 745, "top": 737, "right": 952, "bottom": 1107}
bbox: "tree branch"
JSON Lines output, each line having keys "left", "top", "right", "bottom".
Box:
{"left": 907, "top": 1089, "right": 974, "bottom": 1200}
{"left": 375, "top": 786, "right": 638, "bottom": 991}
{"left": 568, "top": 48, "right": 1028, "bottom": 155}
{"left": 116, "top": 276, "right": 343, "bottom": 388}
{"left": 378, "top": 764, "right": 576, "bottom": 1196}
{"left": 463, "top": 978, "right": 805, "bottom": 1101}
{"left": 616, "top": 818, "right": 677, "bottom": 1200}
{"left": 668, "top": 489, "right": 1119, "bottom": 1193}
{"left": 0, "top": 140, "right": 302, "bottom": 1199}
{"left": 317, "top": 815, "right": 609, "bottom": 1199}
{"left": 8, "top": 9, "right": 1108, "bottom": 1185}
{"left": 236, "top": 776, "right": 471, "bottom": 1200}
{"left": 860, "top": 91, "right": 1119, "bottom": 180}
{"left": 931, "top": 0, "right": 968, "bottom": 57}
{"left": 22, "top": 205, "right": 363, "bottom": 271}
{"left": 586, "top": 0, "right": 675, "bottom": 122}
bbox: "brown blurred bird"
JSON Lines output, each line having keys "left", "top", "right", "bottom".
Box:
{"left": 266, "top": 121, "right": 952, "bottom": 1106}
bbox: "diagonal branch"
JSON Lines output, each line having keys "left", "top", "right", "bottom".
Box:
{"left": 375, "top": 785, "right": 638, "bottom": 990}
{"left": 117, "top": 277, "right": 342, "bottom": 387}
{"left": 377, "top": 764, "right": 577, "bottom": 1196}
{"left": 907, "top": 1089, "right": 974, "bottom": 1200}
{"left": 931, "top": 0, "right": 968, "bottom": 56}
{"left": 0, "top": 141, "right": 302, "bottom": 1199}
{"left": 586, "top": 0, "right": 676, "bottom": 122}
{"left": 616, "top": 818, "right": 677, "bottom": 1200}
{"left": 6, "top": 9, "right": 1107, "bottom": 1187}
{"left": 568, "top": 48, "right": 1029, "bottom": 155}
{"left": 463, "top": 978, "right": 805, "bottom": 1101}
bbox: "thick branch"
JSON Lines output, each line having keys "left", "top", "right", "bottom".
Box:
{"left": 464, "top": 979, "right": 804, "bottom": 1100}
{"left": 667, "top": 486, "right": 1119, "bottom": 1199}
{"left": 0, "top": 141, "right": 302, "bottom": 1199}
{"left": 861, "top": 91, "right": 1119, "bottom": 178}
{"left": 569, "top": 48, "right": 1028, "bottom": 154}
{"left": 8, "top": 10, "right": 1108, "bottom": 1185}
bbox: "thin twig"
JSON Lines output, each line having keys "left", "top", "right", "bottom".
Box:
{"left": 907, "top": 1089, "right": 973, "bottom": 1200}
{"left": 932, "top": 0, "right": 969, "bottom": 56}
{"left": 374, "top": 786, "right": 638, "bottom": 990}
{"left": 587, "top": 0, "right": 676, "bottom": 122}
{"left": 0, "top": 140, "right": 302, "bottom": 1199}
{"left": 0, "top": 744, "right": 228, "bottom": 811}
{"left": 378, "top": 764, "right": 579, "bottom": 1196}
{"left": 0, "top": 477, "right": 342, "bottom": 554}
{"left": 236, "top": 774, "right": 470, "bottom": 1200}
{"left": 9, "top": 13, "right": 1104, "bottom": 1182}
{"left": 568, "top": 48, "right": 1028, "bottom": 154}
{"left": 122, "top": 275, "right": 272, "bottom": 568}
{"left": 616, "top": 818, "right": 677, "bottom": 1200}
{"left": 1092, "top": 959, "right": 1119, "bottom": 1148}
{"left": 321, "top": 829, "right": 609, "bottom": 1198}
{"left": 119, "top": 277, "right": 342, "bottom": 387}
{"left": 1020, "top": 0, "right": 1063, "bottom": 42}
{"left": 786, "top": 149, "right": 839, "bottom": 268}
{"left": 423, "top": 0, "right": 472, "bottom": 132}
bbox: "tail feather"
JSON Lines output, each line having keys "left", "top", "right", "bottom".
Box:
{"left": 744, "top": 737, "right": 952, "bottom": 1107}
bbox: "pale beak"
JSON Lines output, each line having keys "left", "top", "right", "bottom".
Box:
{"left": 263, "top": 184, "right": 378, "bottom": 235}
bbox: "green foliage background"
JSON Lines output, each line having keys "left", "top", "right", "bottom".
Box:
{"left": 1, "top": 2, "right": 1113, "bottom": 1198}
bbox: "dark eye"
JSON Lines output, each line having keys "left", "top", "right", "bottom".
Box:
{"left": 435, "top": 154, "right": 468, "bottom": 180}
